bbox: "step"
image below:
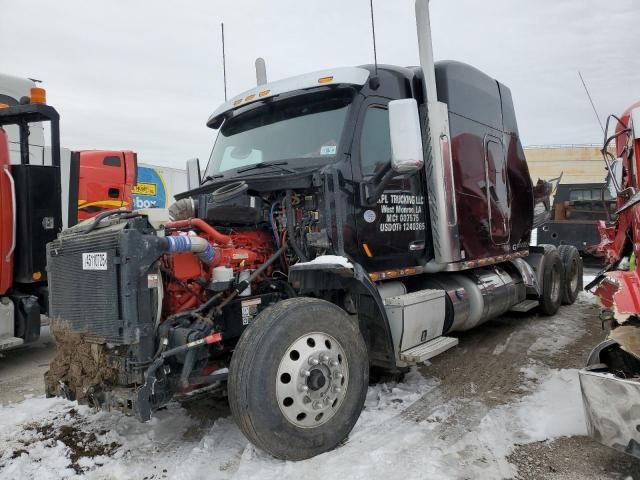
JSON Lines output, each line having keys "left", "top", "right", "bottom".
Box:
{"left": 509, "top": 299, "right": 539, "bottom": 313}
{"left": 399, "top": 336, "right": 458, "bottom": 363}
{"left": 0, "top": 335, "right": 24, "bottom": 351}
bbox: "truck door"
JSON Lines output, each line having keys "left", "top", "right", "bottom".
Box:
{"left": 0, "top": 128, "right": 14, "bottom": 294}
{"left": 77, "top": 151, "right": 130, "bottom": 221}
{"left": 484, "top": 135, "right": 510, "bottom": 245}
{"left": 351, "top": 99, "right": 427, "bottom": 271}
{"left": 122, "top": 151, "right": 137, "bottom": 209}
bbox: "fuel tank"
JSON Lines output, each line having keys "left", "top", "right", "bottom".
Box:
{"left": 415, "top": 265, "right": 525, "bottom": 333}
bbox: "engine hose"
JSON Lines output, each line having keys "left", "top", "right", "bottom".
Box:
{"left": 285, "top": 190, "right": 307, "bottom": 262}
{"left": 168, "top": 198, "right": 197, "bottom": 221}
{"left": 166, "top": 218, "right": 232, "bottom": 246}
{"left": 164, "top": 235, "right": 216, "bottom": 265}
{"left": 84, "top": 209, "right": 138, "bottom": 234}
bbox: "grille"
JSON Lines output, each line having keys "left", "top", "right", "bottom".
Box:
{"left": 47, "top": 230, "right": 124, "bottom": 343}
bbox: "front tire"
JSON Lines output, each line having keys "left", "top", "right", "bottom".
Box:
{"left": 228, "top": 297, "right": 369, "bottom": 460}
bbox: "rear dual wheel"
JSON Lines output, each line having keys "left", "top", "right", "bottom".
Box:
{"left": 539, "top": 245, "right": 564, "bottom": 316}
{"left": 228, "top": 297, "right": 368, "bottom": 460}
{"left": 558, "top": 245, "right": 582, "bottom": 305}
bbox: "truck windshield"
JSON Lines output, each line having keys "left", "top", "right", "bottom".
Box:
{"left": 205, "top": 90, "right": 353, "bottom": 177}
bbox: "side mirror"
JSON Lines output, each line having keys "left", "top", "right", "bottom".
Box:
{"left": 388, "top": 98, "right": 424, "bottom": 174}
{"left": 607, "top": 158, "right": 623, "bottom": 198}
{"left": 186, "top": 158, "right": 201, "bottom": 190}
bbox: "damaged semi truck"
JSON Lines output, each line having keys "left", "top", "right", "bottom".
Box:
{"left": 45, "top": 0, "right": 581, "bottom": 460}
{"left": 581, "top": 101, "right": 640, "bottom": 459}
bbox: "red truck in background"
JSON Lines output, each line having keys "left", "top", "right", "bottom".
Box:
{"left": 581, "top": 101, "right": 640, "bottom": 459}
{"left": 0, "top": 88, "right": 137, "bottom": 351}
{"left": 74, "top": 150, "right": 137, "bottom": 223}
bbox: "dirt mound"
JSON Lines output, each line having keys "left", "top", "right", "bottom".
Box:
{"left": 45, "top": 319, "right": 118, "bottom": 401}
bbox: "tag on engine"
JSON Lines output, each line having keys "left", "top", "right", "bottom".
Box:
{"left": 82, "top": 252, "right": 108, "bottom": 270}
{"left": 241, "top": 298, "right": 262, "bottom": 325}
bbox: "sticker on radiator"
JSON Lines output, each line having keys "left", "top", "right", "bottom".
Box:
{"left": 147, "top": 273, "right": 159, "bottom": 288}
{"left": 241, "top": 298, "right": 262, "bottom": 325}
{"left": 82, "top": 252, "right": 108, "bottom": 270}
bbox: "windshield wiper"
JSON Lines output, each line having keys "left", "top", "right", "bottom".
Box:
{"left": 236, "top": 161, "right": 296, "bottom": 174}
{"left": 201, "top": 173, "right": 224, "bottom": 184}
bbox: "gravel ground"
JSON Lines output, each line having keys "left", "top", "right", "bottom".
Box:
{"left": 419, "top": 270, "right": 640, "bottom": 479}
{"left": 0, "top": 326, "right": 55, "bottom": 406}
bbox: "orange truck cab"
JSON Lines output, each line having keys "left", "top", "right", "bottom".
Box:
{"left": 72, "top": 150, "right": 137, "bottom": 225}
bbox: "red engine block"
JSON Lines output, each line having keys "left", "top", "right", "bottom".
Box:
{"left": 161, "top": 228, "right": 276, "bottom": 316}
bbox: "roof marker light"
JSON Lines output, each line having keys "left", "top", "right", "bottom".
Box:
{"left": 258, "top": 89, "right": 270, "bottom": 97}
{"left": 30, "top": 87, "right": 46, "bottom": 104}
{"left": 245, "top": 94, "right": 255, "bottom": 101}
{"left": 233, "top": 99, "right": 243, "bottom": 106}
{"left": 318, "top": 76, "right": 334, "bottom": 84}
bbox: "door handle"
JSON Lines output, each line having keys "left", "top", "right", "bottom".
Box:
{"left": 409, "top": 240, "right": 425, "bottom": 252}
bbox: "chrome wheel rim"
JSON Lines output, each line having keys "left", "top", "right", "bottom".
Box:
{"left": 276, "top": 332, "right": 349, "bottom": 428}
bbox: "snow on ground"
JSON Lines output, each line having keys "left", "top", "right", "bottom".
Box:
{"left": 1, "top": 273, "right": 599, "bottom": 479}
{"left": 0, "top": 366, "right": 586, "bottom": 480}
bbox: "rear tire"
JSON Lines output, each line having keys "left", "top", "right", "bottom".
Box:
{"left": 539, "top": 245, "right": 564, "bottom": 316}
{"left": 228, "top": 297, "right": 369, "bottom": 460}
{"left": 558, "top": 245, "right": 582, "bottom": 305}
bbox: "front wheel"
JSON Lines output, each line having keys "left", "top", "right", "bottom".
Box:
{"left": 228, "top": 297, "right": 369, "bottom": 460}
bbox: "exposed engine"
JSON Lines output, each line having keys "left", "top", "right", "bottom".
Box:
{"left": 45, "top": 181, "right": 325, "bottom": 418}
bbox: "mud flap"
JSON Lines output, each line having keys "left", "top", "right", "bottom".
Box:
{"left": 10, "top": 293, "right": 40, "bottom": 344}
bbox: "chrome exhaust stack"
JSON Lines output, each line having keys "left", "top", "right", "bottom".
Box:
{"left": 415, "top": 0, "right": 461, "bottom": 269}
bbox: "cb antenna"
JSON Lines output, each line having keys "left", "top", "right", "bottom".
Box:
{"left": 221, "top": 22, "right": 228, "bottom": 101}
{"left": 369, "top": 0, "right": 378, "bottom": 76}
{"left": 578, "top": 71, "right": 604, "bottom": 135}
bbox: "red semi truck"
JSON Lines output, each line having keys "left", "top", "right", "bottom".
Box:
{"left": 74, "top": 150, "right": 137, "bottom": 223}
{"left": 45, "top": 0, "right": 581, "bottom": 460}
{"left": 580, "top": 101, "right": 640, "bottom": 458}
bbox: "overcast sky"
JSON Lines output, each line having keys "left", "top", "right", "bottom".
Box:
{"left": 2, "top": 0, "right": 639, "bottom": 169}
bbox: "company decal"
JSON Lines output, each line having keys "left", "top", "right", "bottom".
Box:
{"left": 377, "top": 193, "right": 426, "bottom": 233}
{"left": 363, "top": 209, "right": 376, "bottom": 223}
{"left": 78, "top": 199, "right": 129, "bottom": 212}
{"left": 132, "top": 166, "right": 167, "bottom": 209}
